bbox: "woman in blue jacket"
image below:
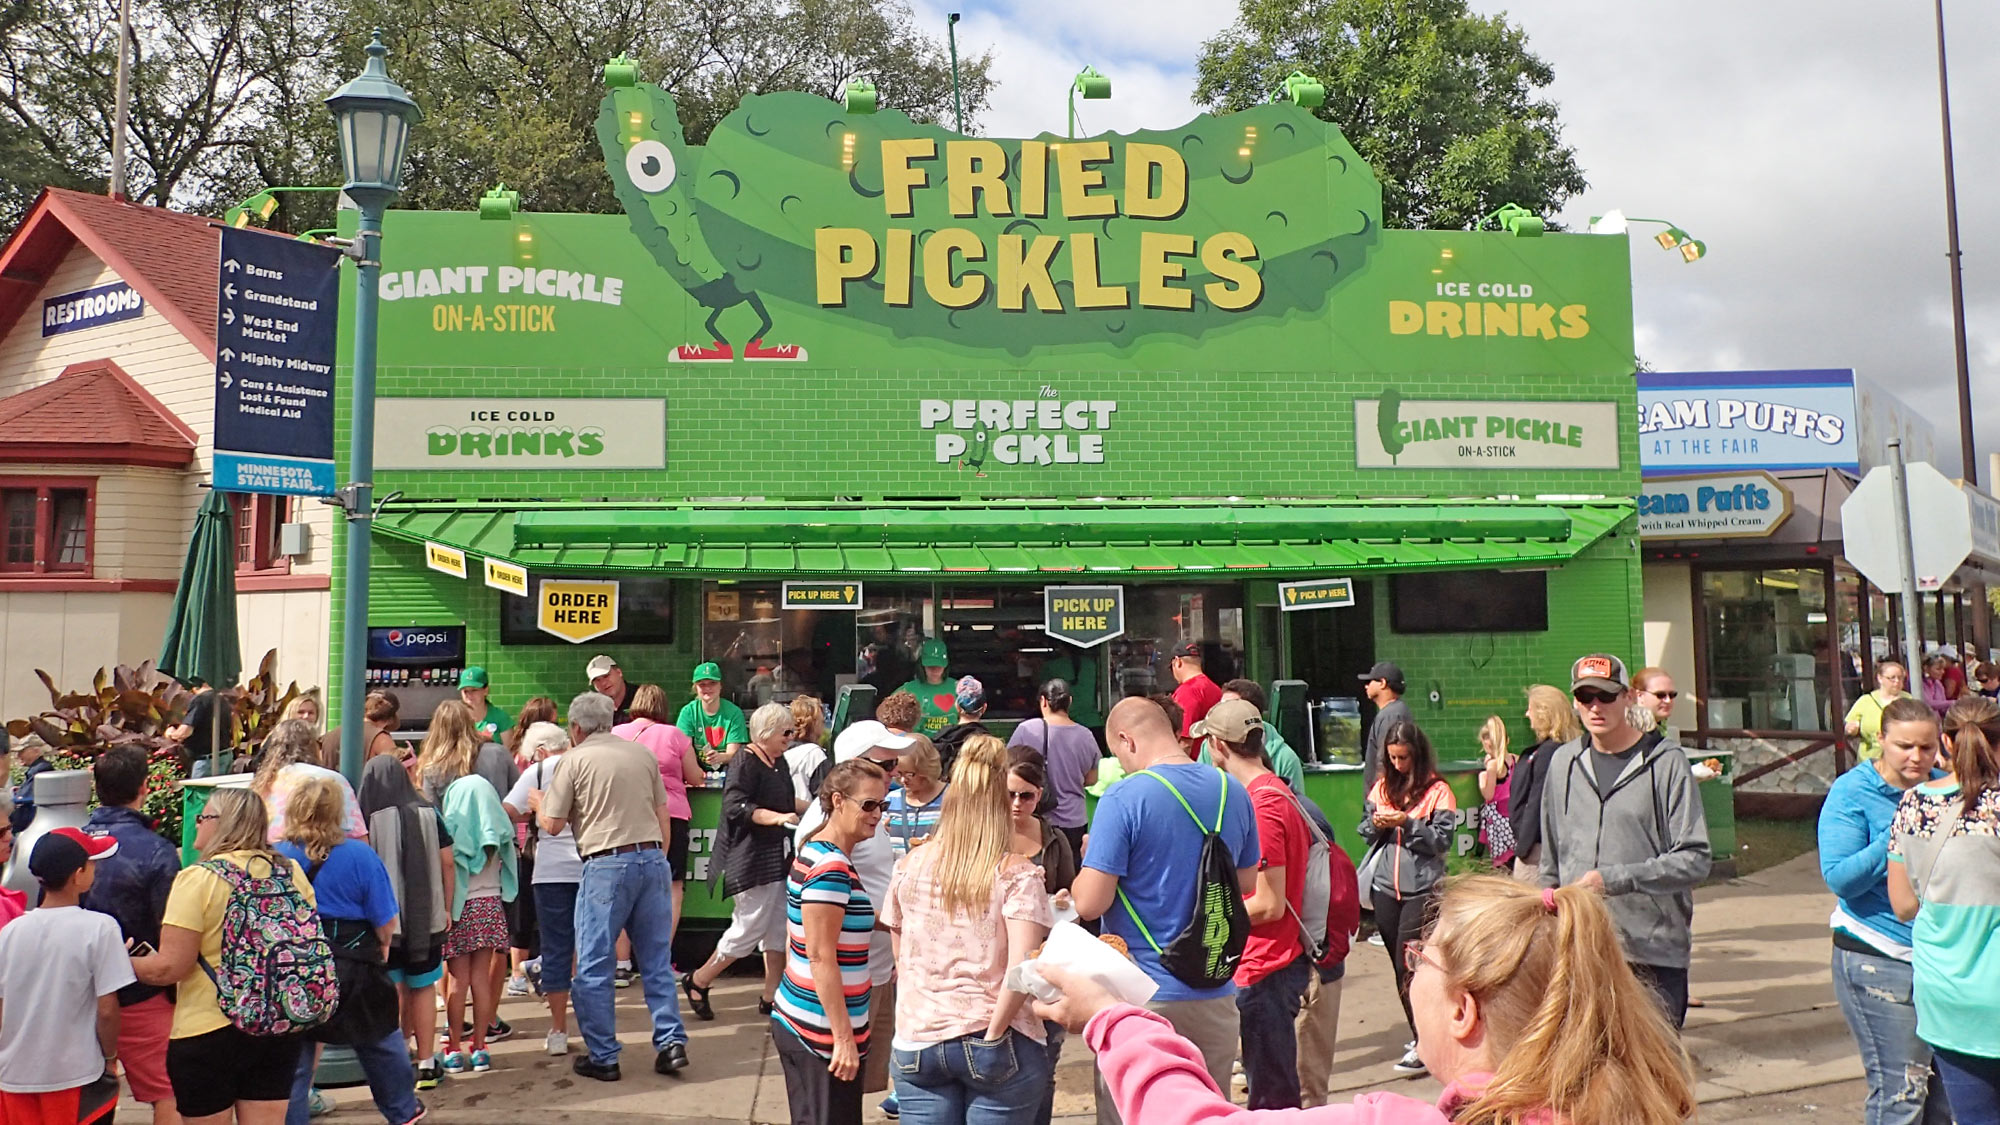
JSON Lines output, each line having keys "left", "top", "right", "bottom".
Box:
{"left": 1818, "top": 696, "right": 1952, "bottom": 1125}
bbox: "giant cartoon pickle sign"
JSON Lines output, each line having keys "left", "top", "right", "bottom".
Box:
{"left": 595, "top": 56, "right": 1382, "bottom": 361}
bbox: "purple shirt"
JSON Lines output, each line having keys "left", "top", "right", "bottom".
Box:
{"left": 1009, "top": 719, "right": 1101, "bottom": 829}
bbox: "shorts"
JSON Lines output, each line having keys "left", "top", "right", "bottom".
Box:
{"left": 713, "top": 880, "right": 786, "bottom": 960}
{"left": 388, "top": 964, "right": 444, "bottom": 989}
{"left": 0, "top": 1087, "right": 80, "bottom": 1125}
{"left": 167, "top": 1025, "right": 304, "bottom": 1117}
{"left": 505, "top": 851, "right": 539, "bottom": 950}
{"left": 441, "top": 895, "right": 509, "bottom": 959}
{"left": 668, "top": 818, "right": 690, "bottom": 881}
{"left": 116, "top": 993, "right": 175, "bottom": 1103}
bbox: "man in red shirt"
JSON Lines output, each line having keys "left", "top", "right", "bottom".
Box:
{"left": 1168, "top": 641, "right": 1223, "bottom": 755}
{"left": 1197, "top": 698, "right": 1311, "bottom": 1109}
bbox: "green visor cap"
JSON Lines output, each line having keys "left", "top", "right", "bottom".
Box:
{"left": 459, "top": 665, "right": 489, "bottom": 689}
{"left": 692, "top": 661, "right": 722, "bottom": 683}
{"left": 919, "top": 638, "right": 949, "bottom": 667}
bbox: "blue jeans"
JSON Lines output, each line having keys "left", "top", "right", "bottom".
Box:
{"left": 1832, "top": 946, "right": 1953, "bottom": 1125}
{"left": 535, "top": 881, "right": 580, "bottom": 994}
{"left": 1033, "top": 1022, "right": 1065, "bottom": 1125}
{"left": 1237, "top": 954, "right": 1311, "bottom": 1109}
{"left": 893, "top": 1028, "right": 1053, "bottom": 1125}
{"left": 286, "top": 1030, "right": 420, "bottom": 1125}
{"left": 1933, "top": 1049, "right": 1999, "bottom": 1125}
{"left": 574, "top": 849, "right": 685, "bottom": 1064}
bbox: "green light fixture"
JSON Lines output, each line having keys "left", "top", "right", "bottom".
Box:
{"left": 1068, "top": 66, "right": 1110, "bottom": 138}
{"left": 221, "top": 186, "right": 342, "bottom": 229}
{"left": 1484, "top": 202, "right": 1545, "bottom": 238}
{"left": 1277, "top": 71, "right": 1326, "bottom": 110}
{"left": 1588, "top": 211, "right": 1707, "bottom": 264}
{"left": 843, "top": 78, "right": 878, "bottom": 114}
{"left": 478, "top": 183, "right": 520, "bottom": 221}
{"left": 602, "top": 55, "right": 639, "bottom": 89}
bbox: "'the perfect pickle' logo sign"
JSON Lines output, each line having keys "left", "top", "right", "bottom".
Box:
{"left": 1355, "top": 393, "right": 1620, "bottom": 469}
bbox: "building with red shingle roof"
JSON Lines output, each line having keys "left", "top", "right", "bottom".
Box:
{"left": 0, "top": 188, "right": 330, "bottom": 720}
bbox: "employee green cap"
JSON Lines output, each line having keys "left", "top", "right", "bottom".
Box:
{"left": 919, "top": 638, "right": 949, "bottom": 668}
{"left": 459, "top": 665, "right": 489, "bottom": 689}
{"left": 691, "top": 661, "right": 722, "bottom": 683}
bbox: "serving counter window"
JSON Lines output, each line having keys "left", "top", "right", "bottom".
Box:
{"left": 1699, "top": 566, "right": 1833, "bottom": 731}
{"left": 1105, "top": 585, "right": 1246, "bottom": 703}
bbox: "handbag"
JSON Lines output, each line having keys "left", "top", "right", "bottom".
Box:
{"left": 1353, "top": 840, "right": 1387, "bottom": 913}
{"left": 1480, "top": 801, "right": 1516, "bottom": 861}
{"left": 1913, "top": 794, "right": 1965, "bottom": 899}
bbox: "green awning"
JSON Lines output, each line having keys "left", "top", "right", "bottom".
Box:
{"left": 371, "top": 501, "right": 1632, "bottom": 579}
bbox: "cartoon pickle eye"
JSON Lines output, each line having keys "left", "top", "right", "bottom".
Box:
{"left": 625, "top": 140, "right": 676, "bottom": 193}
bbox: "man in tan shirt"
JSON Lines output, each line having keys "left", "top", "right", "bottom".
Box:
{"left": 540, "top": 691, "right": 687, "bottom": 1081}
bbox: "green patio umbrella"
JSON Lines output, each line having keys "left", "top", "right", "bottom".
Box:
{"left": 158, "top": 488, "right": 242, "bottom": 773}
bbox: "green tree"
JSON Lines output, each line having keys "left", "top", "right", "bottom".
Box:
{"left": 1194, "top": 0, "right": 1586, "bottom": 231}
{"left": 334, "top": 0, "right": 996, "bottom": 215}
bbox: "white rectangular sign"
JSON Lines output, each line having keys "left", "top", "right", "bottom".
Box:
{"left": 374, "top": 398, "right": 666, "bottom": 470}
{"left": 1355, "top": 399, "right": 1620, "bottom": 469}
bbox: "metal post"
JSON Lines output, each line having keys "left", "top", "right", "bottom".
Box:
{"left": 1068, "top": 84, "right": 1077, "bottom": 139}
{"left": 1932, "top": 0, "right": 1976, "bottom": 484}
{"left": 109, "top": 0, "right": 133, "bottom": 199}
{"left": 337, "top": 204, "right": 384, "bottom": 784}
{"left": 947, "top": 13, "right": 965, "bottom": 134}
{"left": 1890, "top": 440, "right": 1928, "bottom": 669}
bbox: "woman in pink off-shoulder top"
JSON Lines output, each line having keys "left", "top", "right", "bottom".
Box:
{"left": 1037, "top": 877, "right": 1697, "bottom": 1125}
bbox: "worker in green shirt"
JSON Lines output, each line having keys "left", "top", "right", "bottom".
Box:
{"left": 460, "top": 665, "right": 511, "bottom": 743}
{"left": 897, "top": 638, "right": 956, "bottom": 738}
{"left": 678, "top": 662, "right": 749, "bottom": 767}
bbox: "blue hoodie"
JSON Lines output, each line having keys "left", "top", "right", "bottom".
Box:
{"left": 1818, "top": 760, "right": 1941, "bottom": 957}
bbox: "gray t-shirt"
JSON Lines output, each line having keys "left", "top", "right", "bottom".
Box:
{"left": 1364, "top": 697, "right": 1411, "bottom": 790}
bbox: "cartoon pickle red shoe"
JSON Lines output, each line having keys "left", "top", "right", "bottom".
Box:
{"left": 671, "top": 342, "right": 734, "bottom": 362}
{"left": 742, "top": 338, "right": 808, "bottom": 361}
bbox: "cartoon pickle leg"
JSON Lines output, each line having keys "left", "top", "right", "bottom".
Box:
{"left": 962, "top": 425, "right": 991, "bottom": 475}
{"left": 595, "top": 57, "right": 807, "bottom": 363}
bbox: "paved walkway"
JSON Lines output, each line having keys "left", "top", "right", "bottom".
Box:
{"left": 273, "top": 852, "right": 1858, "bottom": 1123}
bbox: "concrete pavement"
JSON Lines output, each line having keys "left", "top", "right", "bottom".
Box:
{"left": 277, "top": 851, "right": 1860, "bottom": 1123}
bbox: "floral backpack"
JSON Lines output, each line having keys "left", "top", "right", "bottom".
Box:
{"left": 196, "top": 854, "right": 340, "bottom": 1036}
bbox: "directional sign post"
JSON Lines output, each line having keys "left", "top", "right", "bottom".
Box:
{"left": 1044, "top": 585, "right": 1125, "bottom": 648}
{"left": 1279, "top": 577, "right": 1356, "bottom": 611}
{"left": 782, "top": 581, "right": 863, "bottom": 610}
{"left": 214, "top": 228, "right": 342, "bottom": 496}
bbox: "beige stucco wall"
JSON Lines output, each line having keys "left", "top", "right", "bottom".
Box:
{"left": 1642, "top": 561, "right": 1698, "bottom": 731}
{"left": 0, "top": 240, "right": 333, "bottom": 724}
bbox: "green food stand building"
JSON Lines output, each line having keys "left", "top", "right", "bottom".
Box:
{"left": 330, "top": 70, "right": 1679, "bottom": 924}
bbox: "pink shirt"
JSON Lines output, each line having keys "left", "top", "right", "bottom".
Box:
{"left": 1087, "top": 1003, "right": 1518, "bottom": 1124}
{"left": 880, "top": 849, "right": 1053, "bottom": 1046}
{"left": 612, "top": 718, "right": 694, "bottom": 820}
{"left": 264, "top": 764, "right": 368, "bottom": 843}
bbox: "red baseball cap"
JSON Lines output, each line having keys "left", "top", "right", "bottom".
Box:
{"left": 29, "top": 827, "right": 118, "bottom": 885}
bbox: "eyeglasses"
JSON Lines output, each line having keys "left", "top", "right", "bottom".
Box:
{"left": 1007, "top": 790, "right": 1039, "bottom": 804}
{"left": 849, "top": 797, "right": 890, "bottom": 814}
{"left": 864, "top": 756, "right": 900, "bottom": 768}
{"left": 195, "top": 812, "right": 221, "bottom": 824}
{"left": 779, "top": 728, "right": 797, "bottom": 739}
{"left": 1572, "top": 688, "right": 1623, "bottom": 706}
{"left": 1645, "top": 690, "right": 1678, "bottom": 701}
{"left": 1402, "top": 939, "right": 1444, "bottom": 975}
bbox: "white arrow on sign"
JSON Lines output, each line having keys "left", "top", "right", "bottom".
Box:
{"left": 1841, "top": 461, "right": 1973, "bottom": 592}
{"left": 223, "top": 283, "right": 236, "bottom": 300}
{"left": 220, "top": 372, "right": 233, "bottom": 388}
{"left": 222, "top": 308, "right": 234, "bottom": 325}
{"left": 218, "top": 348, "right": 234, "bottom": 361}
{"left": 223, "top": 259, "right": 240, "bottom": 272}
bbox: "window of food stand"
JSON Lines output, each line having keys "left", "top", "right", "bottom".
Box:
{"left": 500, "top": 574, "right": 675, "bottom": 645}
{"left": 1697, "top": 566, "right": 1834, "bottom": 732}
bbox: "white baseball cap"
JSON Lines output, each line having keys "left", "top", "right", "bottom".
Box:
{"left": 831, "top": 719, "right": 916, "bottom": 763}
{"left": 585, "top": 654, "right": 618, "bottom": 680}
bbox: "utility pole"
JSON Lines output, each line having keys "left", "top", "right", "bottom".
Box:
{"left": 1932, "top": 0, "right": 1976, "bottom": 484}
{"left": 109, "top": 0, "right": 133, "bottom": 199}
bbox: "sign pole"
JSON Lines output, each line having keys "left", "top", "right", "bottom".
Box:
{"left": 1889, "top": 439, "right": 1928, "bottom": 667}
{"left": 338, "top": 203, "right": 386, "bottom": 785}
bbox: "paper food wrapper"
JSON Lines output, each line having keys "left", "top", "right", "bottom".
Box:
{"left": 1006, "top": 920, "right": 1158, "bottom": 1007}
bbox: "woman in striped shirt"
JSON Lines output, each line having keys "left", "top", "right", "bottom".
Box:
{"left": 774, "top": 757, "right": 889, "bottom": 1125}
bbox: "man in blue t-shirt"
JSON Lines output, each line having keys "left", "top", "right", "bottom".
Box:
{"left": 1074, "top": 696, "right": 1258, "bottom": 1125}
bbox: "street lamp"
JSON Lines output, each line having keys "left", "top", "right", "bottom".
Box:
{"left": 1068, "top": 66, "right": 1110, "bottom": 138}
{"left": 326, "top": 30, "right": 420, "bottom": 784}
{"left": 1588, "top": 210, "right": 1706, "bottom": 263}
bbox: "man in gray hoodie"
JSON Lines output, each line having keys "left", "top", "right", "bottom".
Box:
{"left": 1540, "top": 653, "right": 1711, "bottom": 1028}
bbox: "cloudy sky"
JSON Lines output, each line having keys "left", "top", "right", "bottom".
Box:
{"left": 910, "top": 0, "right": 2000, "bottom": 478}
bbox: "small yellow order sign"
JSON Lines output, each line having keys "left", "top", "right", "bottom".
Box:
{"left": 538, "top": 578, "right": 619, "bottom": 644}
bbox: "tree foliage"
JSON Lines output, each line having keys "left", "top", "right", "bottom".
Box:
{"left": 1194, "top": 0, "right": 1587, "bottom": 231}
{"left": 0, "top": 0, "right": 993, "bottom": 231}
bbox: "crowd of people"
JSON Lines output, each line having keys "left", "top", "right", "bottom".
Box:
{"left": 1, "top": 638, "right": 1994, "bottom": 1125}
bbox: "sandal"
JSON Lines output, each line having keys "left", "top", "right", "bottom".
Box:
{"left": 681, "top": 971, "right": 715, "bottom": 1021}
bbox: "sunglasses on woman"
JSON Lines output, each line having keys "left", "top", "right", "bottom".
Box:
{"left": 1645, "top": 690, "right": 1678, "bottom": 701}
{"left": 846, "top": 796, "right": 890, "bottom": 814}
{"left": 1007, "top": 789, "right": 1039, "bottom": 804}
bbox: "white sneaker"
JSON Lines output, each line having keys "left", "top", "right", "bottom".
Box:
{"left": 545, "top": 1030, "right": 569, "bottom": 1056}
{"left": 1392, "top": 1046, "right": 1428, "bottom": 1077}
{"left": 1366, "top": 933, "right": 1386, "bottom": 947}
{"left": 503, "top": 976, "right": 531, "bottom": 998}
